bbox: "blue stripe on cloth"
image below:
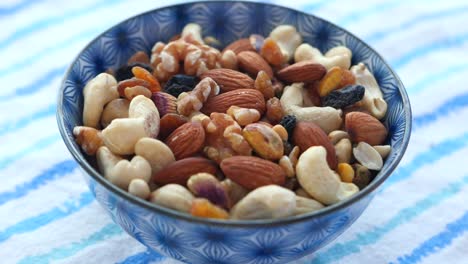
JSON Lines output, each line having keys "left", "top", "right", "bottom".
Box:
{"left": 0, "top": 28, "right": 99, "bottom": 79}
{"left": 0, "top": 134, "right": 60, "bottom": 170}
{"left": 17, "top": 223, "right": 122, "bottom": 264}
{"left": 0, "top": 191, "right": 94, "bottom": 243}
{"left": 383, "top": 132, "right": 468, "bottom": 189}
{"left": 302, "top": 0, "right": 337, "bottom": 11}
{"left": 413, "top": 92, "right": 468, "bottom": 128}
{"left": 408, "top": 63, "right": 468, "bottom": 95}
{"left": 0, "top": 104, "right": 55, "bottom": 136}
{"left": 0, "top": 0, "right": 124, "bottom": 50}
{"left": 311, "top": 174, "right": 468, "bottom": 264}
{"left": 392, "top": 210, "right": 468, "bottom": 264}
{"left": 0, "top": 160, "right": 77, "bottom": 206}
{"left": 338, "top": 0, "right": 408, "bottom": 25}
{"left": 0, "top": 67, "right": 65, "bottom": 101}
{"left": 0, "top": 0, "right": 40, "bottom": 16}
{"left": 391, "top": 32, "right": 468, "bottom": 68}
{"left": 366, "top": 6, "right": 468, "bottom": 43}
{"left": 117, "top": 250, "right": 164, "bottom": 264}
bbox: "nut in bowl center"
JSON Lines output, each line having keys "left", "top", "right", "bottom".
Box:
{"left": 57, "top": 1, "right": 411, "bottom": 263}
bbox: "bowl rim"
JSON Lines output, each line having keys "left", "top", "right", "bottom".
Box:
{"left": 57, "top": 0, "right": 412, "bottom": 227}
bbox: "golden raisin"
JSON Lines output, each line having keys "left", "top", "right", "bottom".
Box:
{"left": 337, "top": 163, "right": 355, "bottom": 183}
{"left": 190, "top": 198, "right": 229, "bottom": 219}
{"left": 260, "top": 38, "right": 284, "bottom": 66}
{"left": 266, "top": 97, "right": 284, "bottom": 124}
{"left": 132, "top": 66, "right": 162, "bottom": 93}
{"left": 338, "top": 69, "right": 356, "bottom": 89}
{"left": 318, "top": 66, "right": 343, "bottom": 97}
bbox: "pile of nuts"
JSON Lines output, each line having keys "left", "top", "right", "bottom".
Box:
{"left": 73, "top": 23, "right": 391, "bottom": 220}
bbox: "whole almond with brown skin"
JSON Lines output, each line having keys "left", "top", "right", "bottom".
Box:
{"left": 345, "top": 112, "right": 388, "bottom": 145}
{"left": 292, "top": 121, "right": 338, "bottom": 169}
{"left": 277, "top": 60, "right": 327, "bottom": 83}
{"left": 222, "top": 38, "right": 255, "bottom": 54}
{"left": 165, "top": 122, "right": 205, "bottom": 159}
{"left": 237, "top": 51, "right": 274, "bottom": 78}
{"left": 201, "top": 89, "right": 266, "bottom": 115}
{"left": 220, "top": 156, "right": 286, "bottom": 190}
{"left": 200, "top": 69, "right": 254, "bottom": 92}
{"left": 153, "top": 157, "right": 218, "bottom": 185}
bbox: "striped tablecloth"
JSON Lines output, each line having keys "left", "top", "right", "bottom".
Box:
{"left": 1, "top": 0, "right": 467, "bottom": 263}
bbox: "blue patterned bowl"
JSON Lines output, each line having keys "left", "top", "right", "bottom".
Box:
{"left": 57, "top": 1, "right": 411, "bottom": 263}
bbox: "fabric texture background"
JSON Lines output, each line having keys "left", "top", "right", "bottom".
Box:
{"left": 0, "top": 0, "right": 467, "bottom": 263}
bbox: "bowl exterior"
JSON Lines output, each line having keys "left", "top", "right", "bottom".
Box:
{"left": 83, "top": 169, "right": 372, "bottom": 263}
{"left": 58, "top": 2, "right": 410, "bottom": 263}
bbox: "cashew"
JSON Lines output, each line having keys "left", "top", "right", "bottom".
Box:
{"left": 353, "top": 142, "right": 383, "bottom": 170}
{"left": 181, "top": 23, "right": 204, "bottom": 44}
{"left": 134, "top": 137, "right": 175, "bottom": 175}
{"left": 296, "top": 146, "right": 358, "bottom": 205}
{"left": 269, "top": 25, "right": 302, "bottom": 63}
{"left": 82, "top": 73, "right": 119, "bottom": 129}
{"left": 328, "top": 130, "right": 350, "bottom": 145}
{"left": 350, "top": 63, "right": 388, "bottom": 119}
{"left": 149, "top": 184, "right": 194, "bottom": 213}
{"left": 280, "top": 83, "right": 342, "bottom": 133}
{"left": 101, "top": 95, "right": 160, "bottom": 155}
{"left": 96, "top": 146, "right": 152, "bottom": 190}
{"left": 101, "top": 99, "right": 130, "bottom": 128}
{"left": 294, "top": 44, "right": 351, "bottom": 70}
{"left": 230, "top": 185, "right": 296, "bottom": 220}
{"left": 295, "top": 196, "right": 324, "bottom": 215}
{"left": 335, "top": 138, "right": 352, "bottom": 164}
{"left": 373, "top": 145, "right": 391, "bottom": 159}
{"left": 128, "top": 178, "right": 151, "bottom": 199}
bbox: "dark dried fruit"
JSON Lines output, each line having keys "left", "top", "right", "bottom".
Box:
{"left": 115, "top": 62, "right": 153, "bottom": 82}
{"left": 322, "top": 85, "right": 365, "bottom": 109}
{"left": 164, "top": 74, "right": 198, "bottom": 97}
{"left": 352, "top": 163, "right": 372, "bottom": 190}
{"left": 279, "top": 115, "right": 296, "bottom": 141}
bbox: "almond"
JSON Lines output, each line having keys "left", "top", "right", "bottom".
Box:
{"left": 159, "top": 113, "right": 188, "bottom": 140}
{"left": 153, "top": 157, "right": 218, "bottom": 185}
{"left": 277, "top": 60, "right": 327, "bottom": 83}
{"left": 237, "top": 51, "right": 274, "bottom": 78}
{"left": 292, "top": 121, "right": 337, "bottom": 169}
{"left": 200, "top": 69, "right": 254, "bottom": 92}
{"left": 345, "top": 112, "right": 388, "bottom": 146}
{"left": 220, "top": 156, "right": 286, "bottom": 190}
{"left": 201, "top": 89, "right": 266, "bottom": 115}
{"left": 222, "top": 38, "right": 255, "bottom": 54}
{"left": 165, "top": 122, "right": 205, "bottom": 159}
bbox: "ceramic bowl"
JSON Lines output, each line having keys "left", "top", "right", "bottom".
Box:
{"left": 57, "top": 1, "right": 411, "bottom": 263}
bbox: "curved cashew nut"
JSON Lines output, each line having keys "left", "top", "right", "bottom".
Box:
{"left": 350, "top": 63, "right": 388, "bottom": 119}
{"left": 82, "top": 73, "right": 119, "bottom": 128}
{"left": 102, "top": 95, "right": 160, "bottom": 155}
{"left": 280, "top": 83, "right": 342, "bottom": 133}
{"left": 96, "top": 146, "right": 152, "bottom": 190}
{"left": 296, "top": 146, "right": 358, "bottom": 205}
{"left": 149, "top": 184, "right": 194, "bottom": 213}
{"left": 269, "top": 25, "right": 302, "bottom": 63}
{"left": 294, "top": 44, "right": 352, "bottom": 70}
{"left": 134, "top": 137, "right": 175, "bottom": 175}
{"left": 230, "top": 185, "right": 296, "bottom": 220}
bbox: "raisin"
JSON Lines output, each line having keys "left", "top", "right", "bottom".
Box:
{"left": 115, "top": 62, "right": 153, "bottom": 82}
{"left": 279, "top": 115, "right": 296, "bottom": 141}
{"left": 164, "top": 74, "right": 198, "bottom": 97}
{"left": 322, "top": 85, "right": 365, "bottom": 109}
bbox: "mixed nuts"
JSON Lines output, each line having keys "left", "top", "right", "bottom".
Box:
{"left": 73, "top": 23, "right": 391, "bottom": 220}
